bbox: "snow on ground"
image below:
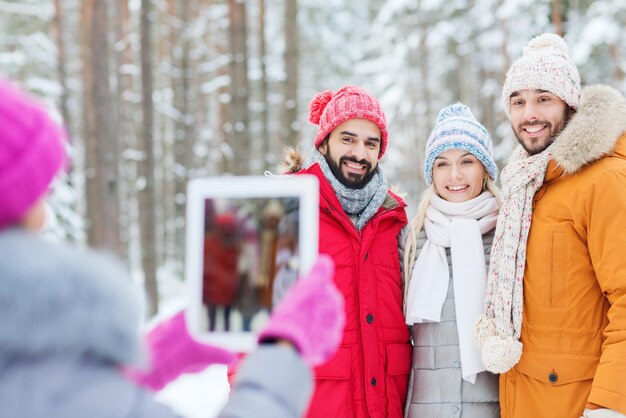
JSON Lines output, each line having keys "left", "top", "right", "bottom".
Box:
{"left": 155, "top": 365, "right": 230, "bottom": 418}
{"left": 150, "top": 266, "right": 234, "bottom": 418}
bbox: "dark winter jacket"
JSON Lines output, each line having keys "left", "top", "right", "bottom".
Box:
{"left": 0, "top": 229, "right": 312, "bottom": 418}
{"left": 285, "top": 153, "right": 411, "bottom": 418}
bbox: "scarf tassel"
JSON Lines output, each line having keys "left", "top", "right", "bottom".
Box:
{"left": 475, "top": 315, "right": 522, "bottom": 373}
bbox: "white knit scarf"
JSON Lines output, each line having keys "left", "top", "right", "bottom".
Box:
{"left": 405, "top": 191, "right": 498, "bottom": 383}
{"left": 475, "top": 144, "right": 553, "bottom": 373}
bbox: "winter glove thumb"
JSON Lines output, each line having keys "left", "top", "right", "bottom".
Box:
{"left": 123, "top": 311, "right": 235, "bottom": 391}
{"left": 258, "top": 254, "right": 345, "bottom": 367}
{"left": 583, "top": 409, "right": 626, "bottom": 418}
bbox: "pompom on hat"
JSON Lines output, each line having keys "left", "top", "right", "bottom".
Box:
{"left": 423, "top": 103, "right": 498, "bottom": 184}
{"left": 308, "top": 85, "right": 389, "bottom": 158}
{"left": 502, "top": 33, "right": 581, "bottom": 118}
{"left": 0, "top": 78, "right": 67, "bottom": 229}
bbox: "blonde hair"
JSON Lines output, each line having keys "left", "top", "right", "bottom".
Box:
{"left": 402, "top": 178, "right": 501, "bottom": 313}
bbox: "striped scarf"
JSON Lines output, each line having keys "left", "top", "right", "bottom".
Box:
{"left": 306, "top": 150, "right": 388, "bottom": 231}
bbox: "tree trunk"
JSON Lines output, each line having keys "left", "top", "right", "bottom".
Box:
{"left": 551, "top": 0, "right": 564, "bottom": 36}
{"left": 414, "top": 1, "right": 432, "bottom": 200}
{"left": 81, "top": 0, "right": 96, "bottom": 245}
{"left": 258, "top": 0, "right": 271, "bottom": 168}
{"left": 282, "top": 0, "right": 299, "bottom": 148}
{"left": 611, "top": 43, "right": 625, "bottom": 84}
{"left": 498, "top": 0, "right": 511, "bottom": 86}
{"left": 139, "top": 0, "right": 159, "bottom": 316}
{"left": 448, "top": 36, "right": 462, "bottom": 102}
{"left": 480, "top": 67, "right": 497, "bottom": 143}
{"left": 52, "top": 0, "right": 70, "bottom": 132}
{"left": 81, "top": 0, "right": 121, "bottom": 254}
{"left": 227, "top": 0, "right": 251, "bottom": 175}
{"left": 170, "top": 0, "right": 195, "bottom": 265}
{"left": 417, "top": 13, "right": 432, "bottom": 139}
{"left": 115, "top": 0, "right": 134, "bottom": 261}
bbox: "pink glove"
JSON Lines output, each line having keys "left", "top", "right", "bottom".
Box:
{"left": 123, "top": 311, "right": 235, "bottom": 391}
{"left": 258, "top": 254, "right": 345, "bottom": 366}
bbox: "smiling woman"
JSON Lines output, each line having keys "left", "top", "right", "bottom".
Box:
{"left": 402, "top": 103, "right": 501, "bottom": 418}
{"left": 432, "top": 149, "right": 487, "bottom": 203}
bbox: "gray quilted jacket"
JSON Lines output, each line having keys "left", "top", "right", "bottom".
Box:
{"left": 401, "top": 227, "right": 500, "bottom": 418}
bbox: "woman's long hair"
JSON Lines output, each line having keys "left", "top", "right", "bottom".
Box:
{"left": 402, "top": 178, "right": 501, "bottom": 313}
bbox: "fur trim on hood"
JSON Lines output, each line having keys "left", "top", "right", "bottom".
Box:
{"left": 552, "top": 84, "right": 626, "bottom": 173}
{"left": 0, "top": 230, "right": 143, "bottom": 366}
{"left": 278, "top": 147, "right": 306, "bottom": 174}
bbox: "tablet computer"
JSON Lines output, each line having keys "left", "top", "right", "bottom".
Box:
{"left": 185, "top": 175, "right": 319, "bottom": 352}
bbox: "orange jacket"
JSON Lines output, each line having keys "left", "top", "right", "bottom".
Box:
{"left": 500, "top": 85, "right": 626, "bottom": 417}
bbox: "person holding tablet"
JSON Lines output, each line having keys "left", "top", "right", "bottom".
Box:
{"left": 0, "top": 77, "right": 345, "bottom": 418}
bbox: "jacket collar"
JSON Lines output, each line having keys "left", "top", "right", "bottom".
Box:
{"left": 550, "top": 84, "right": 626, "bottom": 174}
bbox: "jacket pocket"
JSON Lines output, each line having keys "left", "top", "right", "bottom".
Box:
{"left": 386, "top": 342, "right": 412, "bottom": 375}
{"left": 550, "top": 232, "right": 569, "bottom": 307}
{"left": 309, "top": 346, "right": 353, "bottom": 417}
{"left": 386, "top": 342, "right": 412, "bottom": 414}
{"left": 314, "top": 345, "right": 351, "bottom": 379}
{"left": 515, "top": 350, "right": 598, "bottom": 385}
{"left": 373, "top": 249, "right": 401, "bottom": 272}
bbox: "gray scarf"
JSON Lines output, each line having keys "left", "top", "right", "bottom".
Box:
{"left": 306, "top": 150, "right": 388, "bottom": 230}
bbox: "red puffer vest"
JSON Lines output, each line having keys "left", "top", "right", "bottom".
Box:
{"left": 299, "top": 163, "right": 411, "bottom": 418}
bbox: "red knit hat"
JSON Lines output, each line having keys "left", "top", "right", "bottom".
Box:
{"left": 308, "top": 85, "right": 388, "bottom": 158}
{"left": 0, "top": 79, "right": 67, "bottom": 229}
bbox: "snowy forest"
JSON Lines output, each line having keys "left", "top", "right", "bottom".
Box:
{"left": 2, "top": 0, "right": 625, "bottom": 315}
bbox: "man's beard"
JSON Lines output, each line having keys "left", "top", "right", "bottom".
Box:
{"left": 324, "top": 153, "right": 376, "bottom": 189}
{"left": 514, "top": 107, "right": 571, "bottom": 155}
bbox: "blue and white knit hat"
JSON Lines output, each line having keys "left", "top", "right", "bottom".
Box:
{"left": 423, "top": 103, "right": 497, "bottom": 184}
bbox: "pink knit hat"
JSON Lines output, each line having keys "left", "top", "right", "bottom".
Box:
{"left": 502, "top": 33, "right": 581, "bottom": 118}
{"left": 0, "top": 79, "right": 67, "bottom": 229}
{"left": 308, "top": 85, "right": 389, "bottom": 158}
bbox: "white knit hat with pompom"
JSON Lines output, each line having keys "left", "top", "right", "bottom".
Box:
{"left": 502, "top": 33, "right": 581, "bottom": 118}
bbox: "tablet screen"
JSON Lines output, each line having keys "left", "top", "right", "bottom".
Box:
{"left": 185, "top": 175, "right": 319, "bottom": 351}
